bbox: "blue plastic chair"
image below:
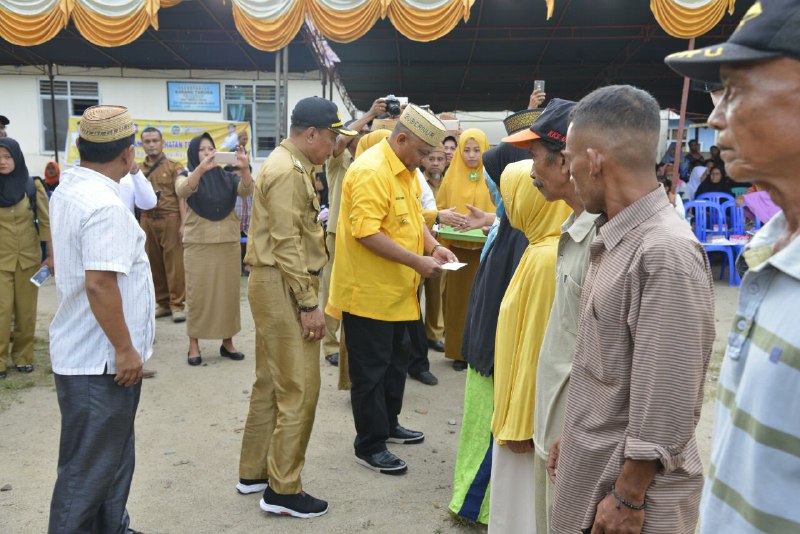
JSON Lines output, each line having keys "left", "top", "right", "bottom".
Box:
{"left": 684, "top": 201, "right": 739, "bottom": 286}
{"left": 696, "top": 192, "right": 736, "bottom": 205}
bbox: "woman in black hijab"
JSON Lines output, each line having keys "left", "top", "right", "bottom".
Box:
{"left": 176, "top": 133, "right": 253, "bottom": 366}
{"left": 0, "top": 138, "right": 52, "bottom": 378}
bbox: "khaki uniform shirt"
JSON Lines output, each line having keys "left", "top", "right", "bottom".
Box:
{"left": 175, "top": 175, "right": 253, "bottom": 245}
{"left": 551, "top": 188, "right": 715, "bottom": 533}
{"left": 533, "top": 210, "right": 598, "bottom": 458}
{"left": 245, "top": 139, "right": 326, "bottom": 308}
{"left": 140, "top": 156, "right": 184, "bottom": 213}
{"left": 0, "top": 179, "right": 51, "bottom": 271}
{"left": 326, "top": 150, "right": 352, "bottom": 235}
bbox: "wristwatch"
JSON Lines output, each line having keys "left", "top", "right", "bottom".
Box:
{"left": 299, "top": 305, "right": 319, "bottom": 313}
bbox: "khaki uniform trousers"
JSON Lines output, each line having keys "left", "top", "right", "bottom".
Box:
{"left": 0, "top": 263, "right": 39, "bottom": 372}
{"left": 442, "top": 247, "right": 482, "bottom": 361}
{"left": 321, "top": 233, "right": 341, "bottom": 356}
{"left": 424, "top": 275, "right": 444, "bottom": 342}
{"left": 239, "top": 265, "right": 321, "bottom": 494}
{"left": 141, "top": 212, "right": 185, "bottom": 311}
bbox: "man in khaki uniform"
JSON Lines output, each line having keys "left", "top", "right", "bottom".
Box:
{"left": 237, "top": 97, "right": 357, "bottom": 519}
{"left": 321, "top": 98, "right": 386, "bottom": 366}
{"left": 420, "top": 145, "right": 447, "bottom": 351}
{"left": 139, "top": 127, "right": 186, "bottom": 322}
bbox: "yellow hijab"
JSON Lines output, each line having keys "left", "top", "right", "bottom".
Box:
{"left": 354, "top": 129, "right": 391, "bottom": 158}
{"left": 491, "top": 159, "right": 572, "bottom": 443}
{"left": 435, "top": 128, "right": 494, "bottom": 214}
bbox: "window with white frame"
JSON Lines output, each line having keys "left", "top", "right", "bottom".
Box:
{"left": 224, "top": 84, "right": 283, "bottom": 158}
{"left": 39, "top": 80, "right": 99, "bottom": 153}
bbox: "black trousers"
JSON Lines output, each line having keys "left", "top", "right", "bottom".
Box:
{"left": 343, "top": 312, "right": 412, "bottom": 456}
{"left": 406, "top": 316, "right": 430, "bottom": 376}
{"left": 49, "top": 374, "right": 141, "bottom": 534}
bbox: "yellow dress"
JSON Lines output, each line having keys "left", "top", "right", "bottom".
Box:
{"left": 435, "top": 129, "right": 495, "bottom": 361}
{"left": 490, "top": 160, "right": 572, "bottom": 443}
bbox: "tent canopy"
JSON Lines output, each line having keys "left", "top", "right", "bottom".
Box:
{"left": 0, "top": 0, "right": 741, "bottom": 115}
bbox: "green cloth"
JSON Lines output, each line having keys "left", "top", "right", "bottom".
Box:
{"left": 449, "top": 367, "right": 493, "bottom": 524}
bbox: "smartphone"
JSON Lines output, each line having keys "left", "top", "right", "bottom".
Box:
{"left": 30, "top": 265, "right": 51, "bottom": 287}
{"left": 214, "top": 152, "right": 238, "bottom": 166}
{"left": 534, "top": 80, "right": 546, "bottom": 93}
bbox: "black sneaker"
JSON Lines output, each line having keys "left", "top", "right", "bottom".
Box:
{"left": 236, "top": 478, "right": 269, "bottom": 495}
{"left": 409, "top": 370, "right": 438, "bottom": 386}
{"left": 259, "top": 486, "right": 328, "bottom": 518}
{"left": 387, "top": 425, "right": 424, "bottom": 444}
{"left": 355, "top": 449, "right": 408, "bottom": 475}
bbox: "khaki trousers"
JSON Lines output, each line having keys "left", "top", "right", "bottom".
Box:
{"left": 442, "top": 247, "right": 482, "bottom": 361}
{"left": 141, "top": 212, "right": 185, "bottom": 311}
{"left": 239, "top": 266, "right": 321, "bottom": 494}
{"left": 321, "top": 233, "right": 340, "bottom": 356}
{"left": 423, "top": 275, "right": 444, "bottom": 341}
{"left": 0, "top": 263, "right": 39, "bottom": 372}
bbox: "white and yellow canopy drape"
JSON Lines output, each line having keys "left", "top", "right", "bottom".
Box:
{"left": 651, "top": 0, "right": 736, "bottom": 38}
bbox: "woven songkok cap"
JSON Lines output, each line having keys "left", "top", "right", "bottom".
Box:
{"left": 79, "top": 105, "right": 134, "bottom": 143}
{"left": 502, "top": 108, "right": 542, "bottom": 136}
{"left": 399, "top": 104, "right": 447, "bottom": 147}
{"left": 372, "top": 118, "right": 397, "bottom": 132}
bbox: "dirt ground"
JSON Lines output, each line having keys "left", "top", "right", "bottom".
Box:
{"left": 0, "top": 276, "right": 739, "bottom": 534}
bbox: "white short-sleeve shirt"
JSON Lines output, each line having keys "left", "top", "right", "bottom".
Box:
{"left": 49, "top": 166, "right": 155, "bottom": 375}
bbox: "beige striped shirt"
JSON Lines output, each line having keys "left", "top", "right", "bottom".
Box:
{"left": 551, "top": 187, "right": 715, "bottom": 533}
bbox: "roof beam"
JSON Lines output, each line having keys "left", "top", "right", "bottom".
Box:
{"left": 454, "top": 0, "right": 484, "bottom": 110}
{"left": 144, "top": 28, "right": 192, "bottom": 70}
{"left": 197, "top": 0, "right": 262, "bottom": 72}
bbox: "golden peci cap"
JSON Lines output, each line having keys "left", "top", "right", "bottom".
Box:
{"left": 399, "top": 104, "right": 447, "bottom": 147}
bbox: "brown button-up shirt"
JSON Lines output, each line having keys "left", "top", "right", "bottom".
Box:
{"left": 244, "top": 139, "right": 326, "bottom": 308}
{"left": 140, "top": 156, "right": 184, "bottom": 213}
{"left": 551, "top": 187, "right": 715, "bottom": 534}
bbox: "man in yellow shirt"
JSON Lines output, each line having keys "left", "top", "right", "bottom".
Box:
{"left": 327, "top": 105, "right": 457, "bottom": 474}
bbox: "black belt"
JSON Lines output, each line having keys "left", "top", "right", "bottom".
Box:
{"left": 309, "top": 270, "right": 321, "bottom": 276}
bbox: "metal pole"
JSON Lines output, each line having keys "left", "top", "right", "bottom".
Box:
{"left": 672, "top": 37, "right": 695, "bottom": 186}
{"left": 275, "top": 49, "right": 281, "bottom": 148}
{"left": 48, "top": 63, "right": 59, "bottom": 164}
{"left": 282, "top": 45, "right": 289, "bottom": 140}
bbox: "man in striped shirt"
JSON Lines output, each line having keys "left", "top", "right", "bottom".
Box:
{"left": 666, "top": 1, "right": 800, "bottom": 531}
{"left": 549, "top": 85, "right": 715, "bottom": 533}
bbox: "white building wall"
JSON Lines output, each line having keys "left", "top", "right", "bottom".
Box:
{"left": 0, "top": 66, "right": 348, "bottom": 175}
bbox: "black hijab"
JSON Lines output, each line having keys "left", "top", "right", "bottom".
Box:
{"left": 461, "top": 143, "right": 530, "bottom": 376}
{"left": 482, "top": 143, "right": 529, "bottom": 188}
{"left": 0, "top": 137, "right": 29, "bottom": 208}
{"left": 186, "top": 133, "right": 240, "bottom": 221}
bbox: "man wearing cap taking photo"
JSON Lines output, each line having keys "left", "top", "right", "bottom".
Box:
{"left": 237, "top": 97, "right": 357, "bottom": 519}
{"left": 666, "top": 1, "right": 800, "bottom": 532}
{"left": 48, "top": 105, "right": 154, "bottom": 534}
{"left": 327, "top": 104, "right": 458, "bottom": 475}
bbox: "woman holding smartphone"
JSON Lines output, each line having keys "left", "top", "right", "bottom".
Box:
{"left": 176, "top": 133, "right": 253, "bottom": 366}
{"left": 0, "top": 138, "right": 52, "bottom": 378}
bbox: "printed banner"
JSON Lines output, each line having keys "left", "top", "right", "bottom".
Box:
{"left": 65, "top": 118, "right": 251, "bottom": 168}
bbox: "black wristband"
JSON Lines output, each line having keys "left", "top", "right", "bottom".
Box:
{"left": 610, "top": 485, "right": 647, "bottom": 511}
{"left": 299, "top": 305, "right": 318, "bottom": 313}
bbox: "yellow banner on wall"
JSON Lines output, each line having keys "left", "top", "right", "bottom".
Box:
{"left": 65, "top": 117, "right": 251, "bottom": 168}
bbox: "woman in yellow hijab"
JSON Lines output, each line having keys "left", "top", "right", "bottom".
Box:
{"left": 487, "top": 159, "right": 571, "bottom": 531}
{"left": 435, "top": 128, "right": 494, "bottom": 368}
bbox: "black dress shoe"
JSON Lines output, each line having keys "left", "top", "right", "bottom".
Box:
{"left": 427, "top": 339, "right": 445, "bottom": 352}
{"left": 409, "top": 370, "right": 438, "bottom": 386}
{"left": 16, "top": 365, "right": 33, "bottom": 373}
{"left": 387, "top": 425, "right": 424, "bottom": 444}
{"left": 355, "top": 449, "right": 408, "bottom": 475}
{"left": 452, "top": 360, "right": 468, "bottom": 371}
{"left": 325, "top": 352, "right": 339, "bottom": 366}
{"left": 187, "top": 354, "right": 202, "bottom": 366}
{"left": 220, "top": 345, "right": 245, "bottom": 361}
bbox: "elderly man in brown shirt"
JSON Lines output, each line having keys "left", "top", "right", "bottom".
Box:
{"left": 237, "top": 97, "right": 357, "bottom": 519}
{"left": 549, "top": 85, "right": 715, "bottom": 534}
